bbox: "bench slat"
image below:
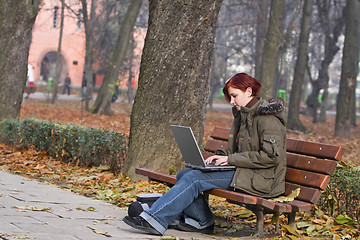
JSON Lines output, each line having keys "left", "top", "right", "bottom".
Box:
{"left": 257, "top": 198, "right": 292, "bottom": 213}
{"left": 207, "top": 189, "right": 257, "bottom": 205}
{"left": 286, "top": 153, "right": 337, "bottom": 175}
{"left": 136, "top": 168, "right": 176, "bottom": 185}
{"left": 285, "top": 182, "right": 321, "bottom": 204}
{"left": 287, "top": 138, "right": 344, "bottom": 160}
{"left": 210, "top": 127, "right": 229, "bottom": 141}
{"left": 289, "top": 200, "right": 312, "bottom": 212}
{"left": 204, "top": 139, "right": 228, "bottom": 153}
{"left": 285, "top": 167, "right": 330, "bottom": 190}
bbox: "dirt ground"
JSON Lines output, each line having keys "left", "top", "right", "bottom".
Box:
{"left": 19, "top": 98, "right": 360, "bottom": 166}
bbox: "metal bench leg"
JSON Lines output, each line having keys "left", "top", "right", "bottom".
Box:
{"left": 254, "top": 206, "right": 264, "bottom": 238}
{"left": 275, "top": 221, "right": 280, "bottom": 234}
{"left": 287, "top": 212, "right": 296, "bottom": 227}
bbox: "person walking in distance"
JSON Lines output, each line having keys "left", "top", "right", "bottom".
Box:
{"left": 62, "top": 73, "right": 71, "bottom": 95}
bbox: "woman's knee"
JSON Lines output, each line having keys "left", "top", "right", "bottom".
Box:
{"left": 176, "top": 168, "right": 193, "bottom": 181}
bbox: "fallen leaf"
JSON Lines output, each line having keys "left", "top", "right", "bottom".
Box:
{"left": 0, "top": 232, "right": 31, "bottom": 239}
{"left": 270, "top": 188, "right": 301, "bottom": 203}
{"left": 76, "top": 206, "right": 96, "bottom": 212}
{"left": 87, "top": 226, "right": 111, "bottom": 237}
{"left": 282, "top": 225, "right": 302, "bottom": 237}
{"left": 14, "top": 206, "right": 51, "bottom": 212}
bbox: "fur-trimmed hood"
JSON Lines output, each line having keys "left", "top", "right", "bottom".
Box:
{"left": 232, "top": 97, "right": 286, "bottom": 125}
{"left": 258, "top": 97, "right": 284, "bottom": 115}
{"left": 257, "top": 97, "right": 286, "bottom": 126}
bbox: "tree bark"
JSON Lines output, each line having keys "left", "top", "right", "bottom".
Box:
{"left": 92, "top": 0, "right": 142, "bottom": 115}
{"left": 127, "top": 32, "right": 135, "bottom": 104}
{"left": 260, "top": 0, "right": 285, "bottom": 100}
{"left": 51, "top": 0, "right": 65, "bottom": 104}
{"left": 334, "top": 0, "right": 360, "bottom": 137}
{"left": 254, "top": 0, "right": 270, "bottom": 81}
{"left": 81, "top": 0, "right": 96, "bottom": 111}
{"left": 0, "top": 2, "right": 38, "bottom": 121}
{"left": 123, "top": 0, "right": 223, "bottom": 180}
{"left": 287, "top": 0, "right": 314, "bottom": 132}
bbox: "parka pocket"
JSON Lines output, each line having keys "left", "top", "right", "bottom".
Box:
{"left": 262, "top": 134, "right": 280, "bottom": 158}
{"left": 251, "top": 169, "right": 275, "bottom": 194}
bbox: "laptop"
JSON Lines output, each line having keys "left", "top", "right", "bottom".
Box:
{"left": 170, "top": 125, "right": 235, "bottom": 172}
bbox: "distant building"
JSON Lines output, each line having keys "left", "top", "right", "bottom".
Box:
{"left": 28, "top": 0, "right": 145, "bottom": 89}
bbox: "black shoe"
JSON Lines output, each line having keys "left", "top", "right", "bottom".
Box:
{"left": 175, "top": 221, "right": 214, "bottom": 234}
{"left": 123, "top": 216, "right": 162, "bottom": 236}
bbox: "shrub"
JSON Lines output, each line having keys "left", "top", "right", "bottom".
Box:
{"left": 318, "top": 163, "right": 360, "bottom": 222}
{"left": 0, "top": 118, "right": 127, "bottom": 173}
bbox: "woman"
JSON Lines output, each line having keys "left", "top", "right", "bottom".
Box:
{"left": 124, "top": 73, "right": 287, "bottom": 236}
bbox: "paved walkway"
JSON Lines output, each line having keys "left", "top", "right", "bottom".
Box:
{"left": 0, "top": 170, "right": 254, "bottom": 240}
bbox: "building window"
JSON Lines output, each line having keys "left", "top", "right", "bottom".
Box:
{"left": 77, "top": 9, "right": 82, "bottom": 31}
{"left": 53, "top": 6, "right": 59, "bottom": 28}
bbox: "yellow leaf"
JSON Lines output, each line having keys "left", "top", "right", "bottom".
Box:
{"left": 14, "top": 205, "right": 51, "bottom": 212}
{"left": 76, "top": 207, "right": 96, "bottom": 211}
{"left": 282, "top": 225, "right": 301, "bottom": 237}
{"left": 270, "top": 188, "right": 301, "bottom": 202}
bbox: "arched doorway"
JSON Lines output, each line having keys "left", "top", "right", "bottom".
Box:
{"left": 40, "top": 51, "right": 68, "bottom": 83}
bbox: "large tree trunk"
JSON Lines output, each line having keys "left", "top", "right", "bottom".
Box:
{"left": 51, "top": 0, "right": 65, "bottom": 104}
{"left": 260, "top": 0, "right": 285, "bottom": 100}
{"left": 334, "top": 0, "right": 360, "bottom": 137}
{"left": 254, "top": 0, "right": 270, "bottom": 81}
{"left": 287, "top": 0, "right": 314, "bottom": 132}
{"left": 0, "top": 2, "right": 37, "bottom": 121}
{"left": 92, "top": 0, "right": 142, "bottom": 115}
{"left": 123, "top": 0, "right": 223, "bottom": 180}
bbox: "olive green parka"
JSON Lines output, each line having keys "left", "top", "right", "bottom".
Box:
{"left": 217, "top": 97, "right": 286, "bottom": 198}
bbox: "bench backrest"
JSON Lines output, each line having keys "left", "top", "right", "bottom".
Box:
{"left": 203, "top": 127, "right": 345, "bottom": 204}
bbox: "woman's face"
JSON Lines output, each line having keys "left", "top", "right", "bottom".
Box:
{"left": 228, "top": 86, "right": 252, "bottom": 110}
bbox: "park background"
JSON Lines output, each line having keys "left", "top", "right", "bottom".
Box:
{"left": 1, "top": 0, "right": 360, "bottom": 239}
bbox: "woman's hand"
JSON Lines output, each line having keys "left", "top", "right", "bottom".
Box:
{"left": 205, "top": 155, "right": 229, "bottom": 166}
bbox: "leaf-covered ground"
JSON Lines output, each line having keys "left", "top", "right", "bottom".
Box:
{"left": 0, "top": 98, "right": 359, "bottom": 239}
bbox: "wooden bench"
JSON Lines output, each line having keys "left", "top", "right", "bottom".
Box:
{"left": 136, "top": 127, "right": 345, "bottom": 237}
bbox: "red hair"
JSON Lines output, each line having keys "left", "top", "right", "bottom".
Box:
{"left": 223, "top": 73, "right": 262, "bottom": 102}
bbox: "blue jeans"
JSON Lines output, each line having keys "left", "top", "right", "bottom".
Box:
{"left": 140, "top": 168, "right": 235, "bottom": 235}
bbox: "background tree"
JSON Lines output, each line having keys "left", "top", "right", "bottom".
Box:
{"left": 305, "top": 0, "right": 345, "bottom": 123}
{"left": 92, "top": 0, "right": 130, "bottom": 76}
{"left": 260, "top": 0, "right": 286, "bottom": 100}
{"left": 92, "top": 0, "right": 142, "bottom": 115}
{"left": 123, "top": 0, "right": 223, "bottom": 179}
{"left": 334, "top": 0, "right": 360, "bottom": 137}
{"left": 0, "top": 2, "right": 38, "bottom": 121}
{"left": 81, "top": 0, "right": 97, "bottom": 111}
{"left": 275, "top": 1, "right": 302, "bottom": 99}
{"left": 287, "top": 0, "right": 314, "bottom": 131}
{"left": 254, "top": 0, "right": 270, "bottom": 81}
{"left": 51, "top": 0, "right": 65, "bottom": 104}
{"left": 126, "top": 33, "right": 136, "bottom": 104}
{"left": 208, "top": 1, "right": 268, "bottom": 107}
